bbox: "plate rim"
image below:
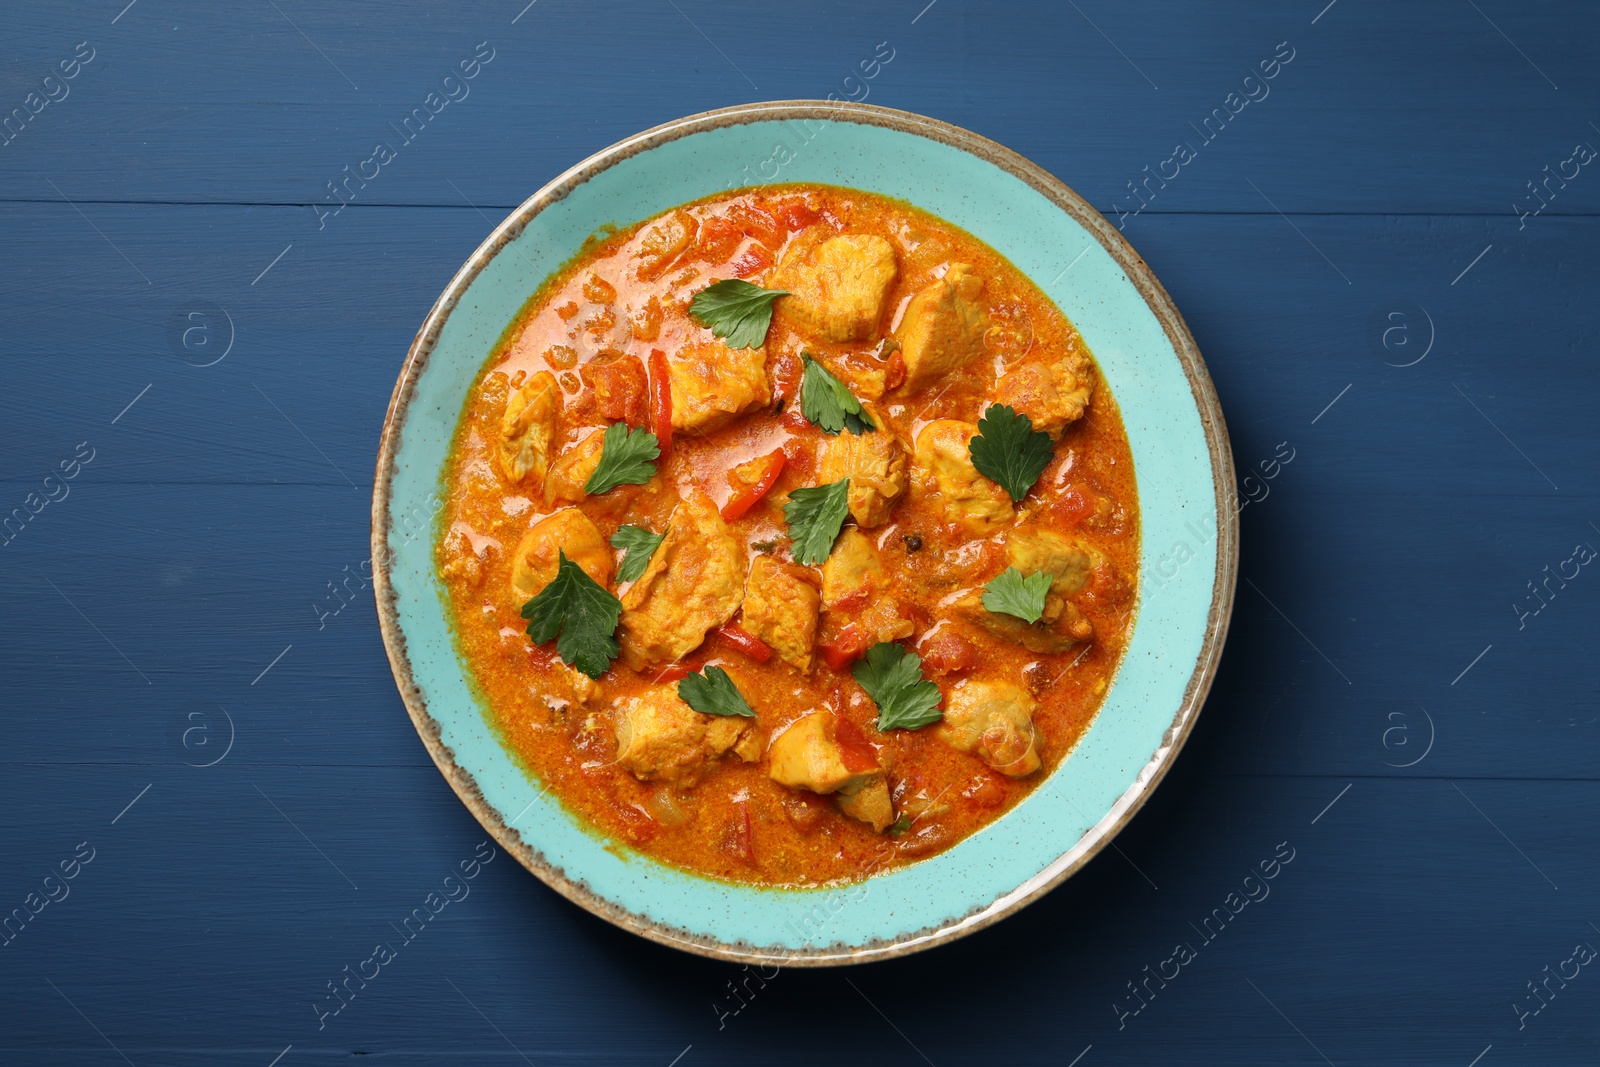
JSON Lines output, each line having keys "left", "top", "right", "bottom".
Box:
{"left": 371, "top": 99, "right": 1239, "bottom": 966}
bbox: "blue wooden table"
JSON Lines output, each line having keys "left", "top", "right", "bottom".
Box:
{"left": 4, "top": 2, "right": 1597, "bottom": 1063}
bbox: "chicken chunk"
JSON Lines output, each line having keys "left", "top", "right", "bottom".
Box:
{"left": 839, "top": 778, "right": 895, "bottom": 832}
{"left": 938, "top": 679, "right": 1043, "bottom": 777}
{"left": 509, "top": 508, "right": 613, "bottom": 604}
{"left": 822, "top": 354, "right": 889, "bottom": 402}
{"left": 497, "top": 371, "right": 561, "bottom": 485}
{"left": 741, "top": 556, "right": 820, "bottom": 672}
{"left": 820, "top": 528, "right": 885, "bottom": 606}
{"left": 856, "top": 598, "right": 916, "bottom": 645}
{"left": 992, "top": 350, "right": 1094, "bottom": 439}
{"left": 614, "top": 688, "right": 762, "bottom": 787}
{"left": 772, "top": 233, "right": 898, "bottom": 343}
{"left": 911, "top": 420, "right": 1014, "bottom": 532}
{"left": 767, "top": 713, "right": 864, "bottom": 794}
{"left": 819, "top": 529, "right": 914, "bottom": 645}
{"left": 950, "top": 527, "right": 1105, "bottom": 651}
{"left": 439, "top": 530, "right": 489, "bottom": 590}
{"left": 895, "top": 264, "right": 987, "bottom": 391}
{"left": 618, "top": 491, "right": 744, "bottom": 666}
{"left": 954, "top": 588, "right": 1091, "bottom": 654}
{"left": 767, "top": 713, "right": 894, "bottom": 831}
{"left": 1004, "top": 527, "right": 1104, "bottom": 595}
{"left": 815, "top": 403, "right": 908, "bottom": 528}
{"left": 668, "top": 340, "right": 771, "bottom": 434}
{"left": 635, "top": 209, "right": 698, "bottom": 281}
{"left": 543, "top": 428, "right": 606, "bottom": 507}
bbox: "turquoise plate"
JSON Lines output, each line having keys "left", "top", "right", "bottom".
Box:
{"left": 373, "top": 102, "right": 1237, "bottom": 965}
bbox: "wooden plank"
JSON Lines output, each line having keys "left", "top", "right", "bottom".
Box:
{"left": 0, "top": 2, "right": 1597, "bottom": 215}
{"left": 1, "top": 771, "right": 1593, "bottom": 1063}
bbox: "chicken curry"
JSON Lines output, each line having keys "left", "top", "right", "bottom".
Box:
{"left": 437, "top": 184, "right": 1138, "bottom": 887}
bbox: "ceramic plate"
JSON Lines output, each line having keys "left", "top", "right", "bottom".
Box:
{"left": 372, "top": 101, "right": 1237, "bottom": 965}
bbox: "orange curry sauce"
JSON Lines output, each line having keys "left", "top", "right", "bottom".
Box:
{"left": 437, "top": 184, "right": 1138, "bottom": 887}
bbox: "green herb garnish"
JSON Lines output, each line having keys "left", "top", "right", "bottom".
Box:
{"left": 610, "top": 524, "right": 665, "bottom": 583}
{"left": 520, "top": 550, "right": 623, "bottom": 679}
{"left": 782, "top": 479, "right": 851, "bottom": 566}
{"left": 678, "top": 665, "right": 756, "bottom": 718}
{"left": 981, "top": 567, "right": 1053, "bottom": 624}
{"left": 800, "top": 354, "right": 873, "bottom": 435}
{"left": 688, "top": 279, "right": 789, "bottom": 350}
{"left": 888, "top": 814, "right": 913, "bottom": 837}
{"left": 584, "top": 422, "right": 660, "bottom": 496}
{"left": 968, "top": 403, "right": 1054, "bottom": 502}
{"left": 852, "top": 642, "right": 943, "bottom": 731}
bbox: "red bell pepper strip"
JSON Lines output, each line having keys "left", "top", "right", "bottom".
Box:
{"left": 648, "top": 348, "right": 672, "bottom": 455}
{"left": 719, "top": 448, "right": 787, "bottom": 521}
{"left": 647, "top": 662, "right": 691, "bottom": 684}
{"left": 714, "top": 623, "right": 773, "bottom": 663}
{"left": 818, "top": 625, "right": 869, "bottom": 672}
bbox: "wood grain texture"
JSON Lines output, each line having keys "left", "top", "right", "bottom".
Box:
{"left": 1, "top": 1, "right": 1597, "bottom": 1064}
{"left": 3, "top": 1, "right": 1599, "bottom": 215}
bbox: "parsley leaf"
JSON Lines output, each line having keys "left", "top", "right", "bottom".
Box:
{"left": 584, "top": 422, "right": 660, "bottom": 496}
{"left": 981, "top": 567, "right": 1054, "bottom": 624}
{"left": 677, "top": 665, "right": 756, "bottom": 718}
{"left": 688, "top": 279, "right": 789, "bottom": 350}
{"left": 520, "top": 550, "right": 622, "bottom": 679}
{"left": 610, "top": 524, "right": 665, "bottom": 583}
{"left": 968, "top": 404, "right": 1054, "bottom": 502}
{"left": 782, "top": 478, "right": 851, "bottom": 566}
{"left": 852, "top": 642, "right": 943, "bottom": 731}
{"left": 800, "top": 355, "right": 874, "bottom": 435}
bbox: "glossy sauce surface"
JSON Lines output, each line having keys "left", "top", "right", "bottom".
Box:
{"left": 438, "top": 184, "right": 1139, "bottom": 886}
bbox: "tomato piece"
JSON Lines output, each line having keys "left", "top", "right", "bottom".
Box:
{"left": 819, "top": 625, "right": 869, "bottom": 671}
{"left": 885, "top": 351, "right": 907, "bottom": 391}
{"left": 1087, "top": 562, "right": 1119, "bottom": 599}
{"left": 781, "top": 403, "right": 812, "bottom": 433}
{"left": 714, "top": 623, "right": 774, "bottom": 663}
{"left": 720, "top": 449, "right": 787, "bottom": 521}
{"left": 829, "top": 588, "right": 871, "bottom": 616}
{"left": 963, "top": 774, "right": 1007, "bottom": 810}
{"left": 781, "top": 437, "right": 816, "bottom": 479}
{"left": 832, "top": 716, "right": 879, "bottom": 773}
{"left": 919, "top": 631, "right": 978, "bottom": 676}
{"left": 771, "top": 350, "right": 803, "bottom": 399}
{"left": 581, "top": 354, "right": 648, "bottom": 427}
{"left": 730, "top": 243, "right": 774, "bottom": 278}
{"left": 1052, "top": 487, "right": 1093, "bottom": 528}
{"left": 728, "top": 204, "right": 783, "bottom": 249}
{"left": 647, "top": 662, "right": 691, "bottom": 684}
{"left": 782, "top": 791, "right": 829, "bottom": 833}
{"left": 775, "top": 200, "right": 820, "bottom": 232}
{"left": 695, "top": 217, "right": 743, "bottom": 263}
{"left": 614, "top": 802, "right": 659, "bottom": 845}
{"left": 648, "top": 348, "right": 672, "bottom": 454}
